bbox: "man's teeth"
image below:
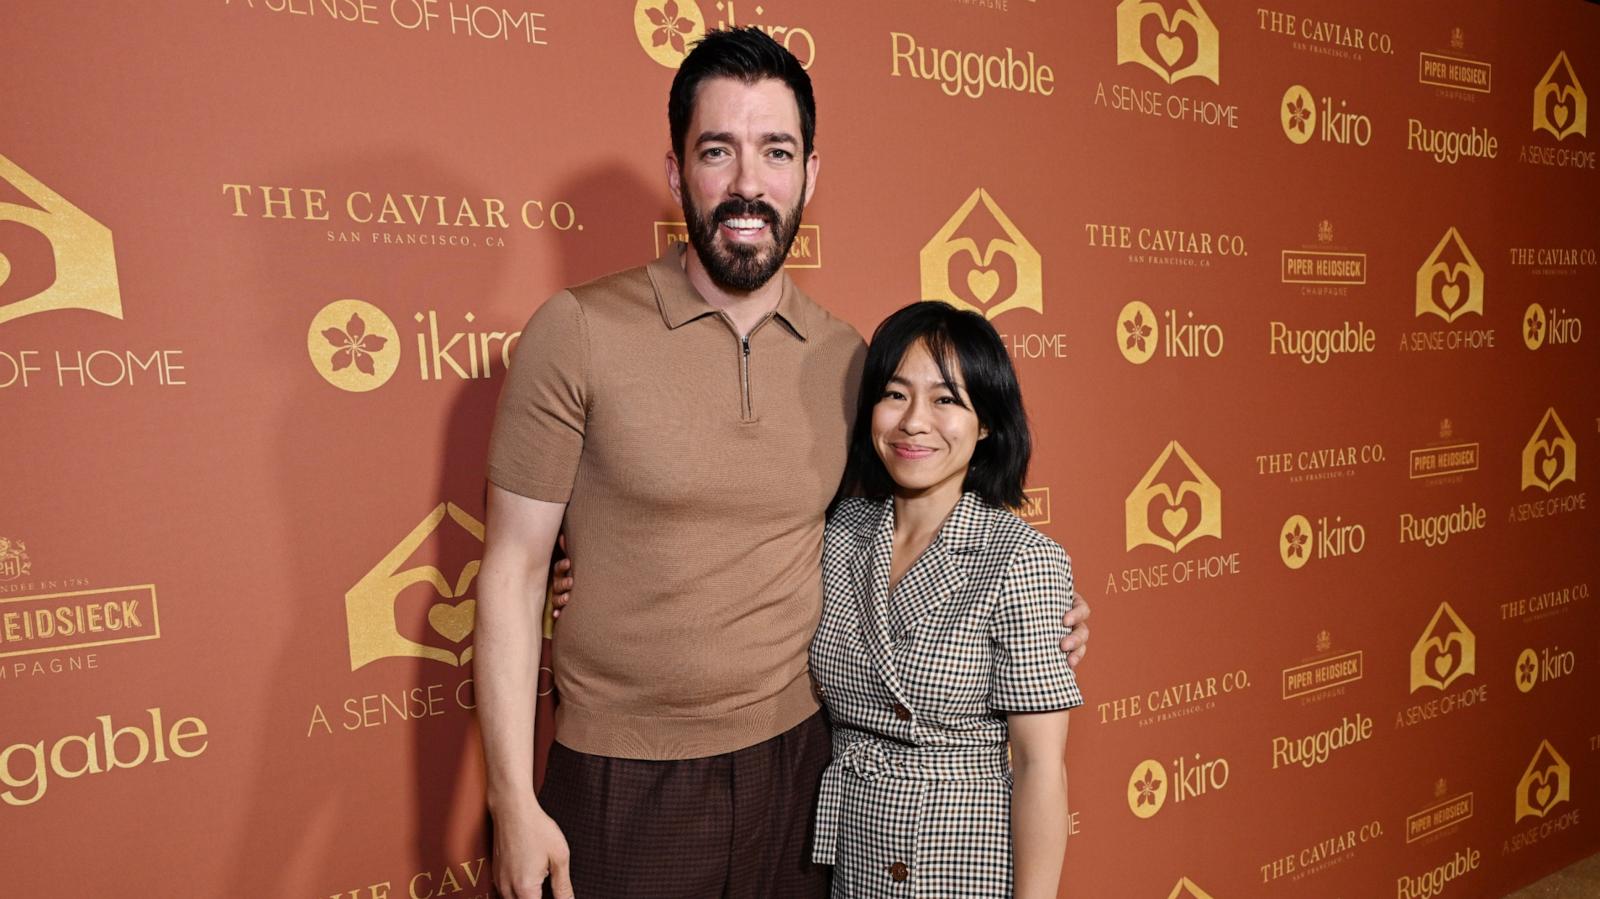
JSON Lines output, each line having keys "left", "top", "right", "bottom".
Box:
{"left": 723, "top": 217, "right": 767, "bottom": 230}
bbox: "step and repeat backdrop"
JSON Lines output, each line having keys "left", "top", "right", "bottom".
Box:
{"left": 4, "top": 1, "right": 1598, "bottom": 896}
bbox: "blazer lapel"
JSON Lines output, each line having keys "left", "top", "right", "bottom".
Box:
{"left": 850, "top": 500, "right": 910, "bottom": 702}
{"left": 887, "top": 492, "right": 990, "bottom": 640}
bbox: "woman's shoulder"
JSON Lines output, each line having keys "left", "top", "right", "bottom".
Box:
{"left": 974, "top": 499, "right": 1065, "bottom": 560}
{"left": 826, "top": 496, "right": 888, "bottom": 537}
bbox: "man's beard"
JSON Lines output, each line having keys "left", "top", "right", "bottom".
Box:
{"left": 682, "top": 186, "right": 805, "bottom": 293}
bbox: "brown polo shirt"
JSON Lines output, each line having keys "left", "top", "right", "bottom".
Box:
{"left": 488, "top": 245, "right": 865, "bottom": 760}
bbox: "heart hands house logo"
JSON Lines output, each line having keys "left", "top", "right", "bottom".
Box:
{"left": 1533, "top": 52, "right": 1587, "bottom": 141}
{"left": 0, "top": 153, "right": 122, "bottom": 326}
{"left": 1515, "top": 740, "right": 1571, "bottom": 822}
{"left": 1125, "top": 440, "right": 1222, "bottom": 553}
{"left": 1116, "top": 0, "right": 1220, "bottom": 85}
{"left": 1522, "top": 407, "right": 1577, "bottom": 492}
{"left": 345, "top": 502, "right": 484, "bottom": 670}
{"left": 1410, "top": 602, "right": 1475, "bottom": 693}
{"left": 921, "top": 189, "right": 1042, "bottom": 321}
{"left": 1416, "top": 227, "right": 1484, "bottom": 323}
{"left": 1169, "top": 878, "right": 1217, "bottom": 899}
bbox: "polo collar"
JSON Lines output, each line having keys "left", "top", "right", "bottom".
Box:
{"left": 648, "top": 243, "right": 809, "bottom": 339}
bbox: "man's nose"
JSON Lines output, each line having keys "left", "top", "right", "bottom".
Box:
{"left": 729, "top": 152, "right": 764, "bottom": 201}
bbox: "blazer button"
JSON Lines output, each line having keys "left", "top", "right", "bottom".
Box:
{"left": 892, "top": 702, "right": 911, "bottom": 721}
{"left": 889, "top": 861, "right": 909, "bottom": 882}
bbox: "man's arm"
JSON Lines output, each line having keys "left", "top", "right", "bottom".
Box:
{"left": 1060, "top": 594, "right": 1091, "bottom": 666}
{"left": 478, "top": 485, "right": 572, "bottom": 899}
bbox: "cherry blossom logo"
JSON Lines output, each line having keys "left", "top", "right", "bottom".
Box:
{"left": 1127, "top": 759, "right": 1169, "bottom": 818}
{"left": 306, "top": 299, "right": 401, "bottom": 392}
{"left": 633, "top": 0, "right": 705, "bottom": 69}
{"left": 1116, "top": 300, "right": 1158, "bottom": 364}
{"left": 1516, "top": 648, "right": 1539, "bottom": 693}
{"left": 1279, "top": 514, "right": 1311, "bottom": 570}
{"left": 1281, "top": 85, "right": 1316, "bottom": 144}
{"left": 1524, "top": 303, "right": 1547, "bottom": 350}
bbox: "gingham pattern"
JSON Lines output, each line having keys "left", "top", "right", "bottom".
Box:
{"left": 810, "top": 492, "right": 1083, "bottom": 897}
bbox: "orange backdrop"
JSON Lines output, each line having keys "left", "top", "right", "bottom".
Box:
{"left": 4, "top": 2, "right": 1598, "bottom": 896}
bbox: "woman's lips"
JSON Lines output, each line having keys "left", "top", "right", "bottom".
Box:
{"left": 892, "top": 444, "right": 935, "bottom": 460}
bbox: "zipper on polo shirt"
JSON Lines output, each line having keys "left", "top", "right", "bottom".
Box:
{"left": 740, "top": 335, "right": 753, "bottom": 421}
{"left": 731, "top": 312, "right": 774, "bottom": 423}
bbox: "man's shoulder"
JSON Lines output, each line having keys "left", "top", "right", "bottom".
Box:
{"left": 790, "top": 287, "right": 865, "bottom": 350}
{"left": 566, "top": 262, "right": 655, "bottom": 307}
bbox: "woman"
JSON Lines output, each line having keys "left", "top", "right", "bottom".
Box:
{"left": 810, "top": 301, "right": 1081, "bottom": 898}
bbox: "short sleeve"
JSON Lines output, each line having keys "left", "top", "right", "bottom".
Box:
{"left": 486, "top": 291, "right": 589, "bottom": 502}
{"left": 989, "top": 541, "right": 1083, "bottom": 713}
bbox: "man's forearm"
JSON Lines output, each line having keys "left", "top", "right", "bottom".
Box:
{"left": 477, "top": 555, "right": 550, "bottom": 813}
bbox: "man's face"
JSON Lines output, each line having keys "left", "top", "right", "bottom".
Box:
{"left": 669, "top": 76, "right": 818, "bottom": 292}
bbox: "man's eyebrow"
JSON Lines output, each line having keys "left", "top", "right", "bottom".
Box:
{"left": 693, "top": 131, "right": 799, "bottom": 147}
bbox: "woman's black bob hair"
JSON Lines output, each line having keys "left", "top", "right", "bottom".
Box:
{"left": 841, "top": 301, "right": 1032, "bottom": 509}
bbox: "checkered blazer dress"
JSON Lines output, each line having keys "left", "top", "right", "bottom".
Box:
{"left": 810, "top": 492, "right": 1083, "bottom": 897}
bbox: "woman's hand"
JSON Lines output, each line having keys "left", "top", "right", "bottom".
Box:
{"left": 550, "top": 534, "right": 573, "bottom": 618}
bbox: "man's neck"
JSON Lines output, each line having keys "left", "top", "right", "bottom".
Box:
{"left": 683, "top": 248, "right": 784, "bottom": 337}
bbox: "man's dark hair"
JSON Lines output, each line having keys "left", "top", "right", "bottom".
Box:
{"left": 669, "top": 27, "right": 816, "bottom": 161}
{"left": 842, "top": 301, "right": 1033, "bottom": 509}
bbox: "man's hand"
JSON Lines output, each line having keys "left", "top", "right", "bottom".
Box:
{"left": 492, "top": 806, "right": 575, "bottom": 899}
{"left": 1060, "top": 592, "right": 1090, "bottom": 668}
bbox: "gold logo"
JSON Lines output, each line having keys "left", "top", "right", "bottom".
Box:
{"left": 307, "top": 300, "right": 401, "bottom": 392}
{"left": 1415, "top": 227, "right": 1484, "bottom": 322}
{"left": 0, "top": 536, "right": 30, "bottom": 582}
{"left": 1278, "top": 514, "right": 1311, "bottom": 569}
{"left": 1533, "top": 51, "right": 1587, "bottom": 141}
{"left": 345, "top": 503, "right": 483, "bottom": 670}
{"left": 1281, "top": 84, "right": 1316, "bottom": 144}
{"left": 634, "top": 0, "right": 706, "bottom": 69}
{"left": 1127, "top": 759, "right": 1168, "bottom": 818}
{"left": 1116, "top": 0, "right": 1220, "bottom": 85}
{"left": 1117, "top": 300, "right": 1157, "bottom": 363}
{"left": 1168, "top": 878, "right": 1217, "bottom": 899}
{"left": 0, "top": 153, "right": 122, "bottom": 326}
{"left": 1410, "top": 602, "right": 1475, "bottom": 693}
{"left": 1523, "top": 303, "right": 1547, "bottom": 349}
{"left": 1522, "top": 407, "right": 1577, "bottom": 492}
{"left": 1515, "top": 740, "right": 1571, "bottom": 821}
{"left": 1125, "top": 441, "right": 1222, "bottom": 553}
{"left": 920, "top": 189, "right": 1042, "bottom": 321}
{"left": 1516, "top": 648, "right": 1539, "bottom": 693}
{"left": 1015, "top": 487, "right": 1052, "bottom": 525}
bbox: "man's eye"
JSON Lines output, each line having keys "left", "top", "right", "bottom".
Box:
{"left": 769, "top": 149, "right": 793, "bottom": 160}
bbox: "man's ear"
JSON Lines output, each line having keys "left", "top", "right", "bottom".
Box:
{"left": 665, "top": 150, "right": 684, "bottom": 205}
{"left": 802, "top": 151, "right": 820, "bottom": 207}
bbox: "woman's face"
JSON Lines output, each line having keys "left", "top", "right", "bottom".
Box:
{"left": 871, "top": 340, "right": 986, "bottom": 499}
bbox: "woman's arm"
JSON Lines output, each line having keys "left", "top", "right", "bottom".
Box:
{"left": 1008, "top": 711, "right": 1071, "bottom": 899}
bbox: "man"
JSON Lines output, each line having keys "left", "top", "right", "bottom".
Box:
{"left": 477, "top": 28, "right": 1089, "bottom": 899}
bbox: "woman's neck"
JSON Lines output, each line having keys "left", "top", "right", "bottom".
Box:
{"left": 891, "top": 481, "right": 964, "bottom": 543}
